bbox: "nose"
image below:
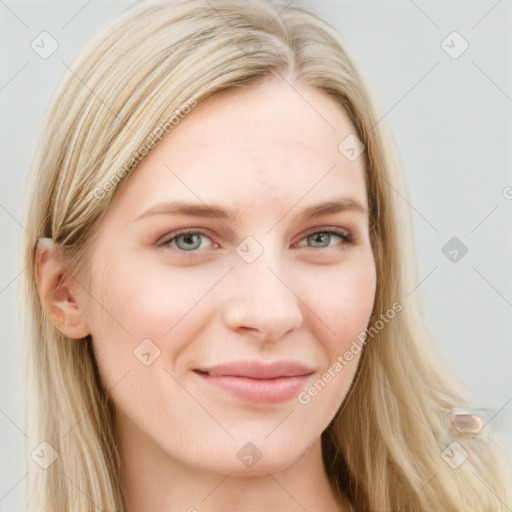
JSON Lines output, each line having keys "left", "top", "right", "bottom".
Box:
{"left": 221, "top": 252, "right": 304, "bottom": 343}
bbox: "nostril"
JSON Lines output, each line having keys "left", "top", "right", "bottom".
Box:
{"left": 238, "top": 326, "right": 259, "bottom": 334}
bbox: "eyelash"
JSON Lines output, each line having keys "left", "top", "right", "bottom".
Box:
{"left": 292, "top": 227, "right": 353, "bottom": 248}
{"left": 159, "top": 226, "right": 353, "bottom": 255}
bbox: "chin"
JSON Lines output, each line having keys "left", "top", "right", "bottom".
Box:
{"left": 195, "top": 434, "right": 316, "bottom": 478}
{"left": 213, "top": 452, "right": 303, "bottom": 478}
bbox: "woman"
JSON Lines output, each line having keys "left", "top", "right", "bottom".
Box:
{"left": 21, "top": 0, "right": 510, "bottom": 510}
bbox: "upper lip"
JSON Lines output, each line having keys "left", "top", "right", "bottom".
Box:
{"left": 194, "top": 360, "right": 316, "bottom": 379}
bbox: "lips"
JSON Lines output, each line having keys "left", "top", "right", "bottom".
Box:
{"left": 193, "top": 360, "right": 315, "bottom": 404}
{"left": 197, "top": 360, "right": 315, "bottom": 379}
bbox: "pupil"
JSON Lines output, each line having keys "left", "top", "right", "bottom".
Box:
{"left": 179, "top": 234, "right": 200, "bottom": 250}
{"left": 311, "top": 233, "right": 329, "bottom": 247}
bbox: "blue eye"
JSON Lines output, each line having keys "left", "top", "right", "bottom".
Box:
{"left": 160, "top": 226, "right": 352, "bottom": 254}
{"left": 163, "top": 230, "right": 213, "bottom": 251}
{"left": 175, "top": 233, "right": 202, "bottom": 251}
{"left": 298, "top": 227, "right": 351, "bottom": 249}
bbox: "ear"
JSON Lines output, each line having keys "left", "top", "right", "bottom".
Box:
{"left": 35, "top": 238, "right": 91, "bottom": 339}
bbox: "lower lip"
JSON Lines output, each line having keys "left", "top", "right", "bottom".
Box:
{"left": 195, "top": 373, "right": 311, "bottom": 404}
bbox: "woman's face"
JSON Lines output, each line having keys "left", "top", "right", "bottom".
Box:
{"left": 78, "top": 78, "right": 376, "bottom": 476}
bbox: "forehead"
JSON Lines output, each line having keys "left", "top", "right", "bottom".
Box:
{"left": 106, "top": 78, "right": 368, "bottom": 225}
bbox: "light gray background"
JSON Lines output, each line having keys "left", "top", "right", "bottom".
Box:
{"left": 1, "top": 0, "right": 511, "bottom": 509}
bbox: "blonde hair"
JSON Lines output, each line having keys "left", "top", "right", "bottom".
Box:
{"left": 20, "top": 1, "right": 510, "bottom": 510}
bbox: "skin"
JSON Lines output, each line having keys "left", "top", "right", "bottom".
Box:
{"left": 37, "top": 77, "right": 376, "bottom": 511}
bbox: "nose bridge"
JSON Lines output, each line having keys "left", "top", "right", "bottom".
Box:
{"left": 241, "top": 253, "right": 289, "bottom": 303}
{"left": 222, "top": 239, "right": 304, "bottom": 339}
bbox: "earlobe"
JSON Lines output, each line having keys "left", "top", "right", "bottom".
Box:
{"left": 35, "top": 238, "right": 91, "bottom": 339}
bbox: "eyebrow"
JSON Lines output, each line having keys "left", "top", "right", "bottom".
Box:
{"left": 135, "top": 197, "right": 367, "bottom": 223}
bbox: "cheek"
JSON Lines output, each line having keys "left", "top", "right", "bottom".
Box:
{"left": 295, "top": 258, "right": 375, "bottom": 418}
{"left": 306, "top": 256, "right": 376, "bottom": 356}
{"left": 84, "top": 256, "right": 229, "bottom": 381}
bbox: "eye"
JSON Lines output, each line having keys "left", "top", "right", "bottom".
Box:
{"left": 161, "top": 230, "right": 215, "bottom": 251}
{"left": 293, "top": 227, "right": 352, "bottom": 249}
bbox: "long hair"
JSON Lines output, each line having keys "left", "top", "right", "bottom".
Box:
{"left": 20, "top": 1, "right": 510, "bottom": 510}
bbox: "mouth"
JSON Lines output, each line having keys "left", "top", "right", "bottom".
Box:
{"left": 193, "top": 360, "right": 315, "bottom": 404}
